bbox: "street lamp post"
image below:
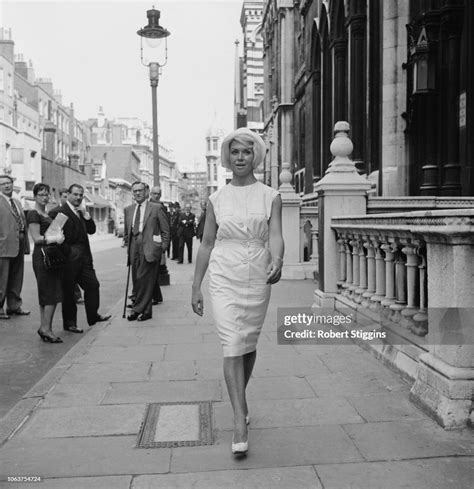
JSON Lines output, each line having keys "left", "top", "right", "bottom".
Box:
{"left": 137, "top": 7, "right": 170, "bottom": 186}
{"left": 138, "top": 7, "right": 171, "bottom": 286}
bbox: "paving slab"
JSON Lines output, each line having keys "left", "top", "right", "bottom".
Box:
{"left": 16, "top": 404, "right": 145, "bottom": 439}
{"left": 139, "top": 327, "right": 211, "bottom": 345}
{"left": 194, "top": 358, "right": 224, "bottom": 380}
{"left": 149, "top": 360, "right": 196, "bottom": 381}
{"left": 347, "top": 392, "right": 427, "bottom": 422}
{"left": 132, "top": 466, "right": 321, "bottom": 489}
{"left": 251, "top": 355, "right": 331, "bottom": 378}
{"left": 76, "top": 345, "right": 165, "bottom": 363}
{"left": 316, "top": 457, "right": 474, "bottom": 489}
{"left": 102, "top": 380, "right": 222, "bottom": 404}
{"left": 222, "top": 377, "right": 315, "bottom": 401}
{"left": 170, "top": 425, "right": 363, "bottom": 472}
{"left": 164, "top": 343, "right": 224, "bottom": 361}
{"left": 0, "top": 436, "right": 170, "bottom": 478}
{"left": 214, "top": 397, "right": 364, "bottom": 430}
{"left": 3, "top": 475, "right": 132, "bottom": 489}
{"left": 343, "top": 420, "right": 474, "bottom": 461}
{"left": 39, "top": 382, "right": 110, "bottom": 408}
{"left": 305, "top": 371, "right": 408, "bottom": 398}
{"left": 58, "top": 362, "right": 151, "bottom": 384}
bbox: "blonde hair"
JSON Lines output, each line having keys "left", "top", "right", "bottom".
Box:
{"left": 221, "top": 128, "right": 266, "bottom": 170}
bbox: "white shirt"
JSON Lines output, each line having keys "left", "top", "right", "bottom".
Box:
{"left": 132, "top": 200, "right": 148, "bottom": 233}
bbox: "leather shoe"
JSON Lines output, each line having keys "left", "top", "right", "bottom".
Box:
{"left": 177, "top": 261, "right": 183, "bottom": 264}
{"left": 137, "top": 313, "right": 152, "bottom": 322}
{"left": 0, "top": 312, "right": 10, "bottom": 320}
{"left": 127, "top": 311, "right": 139, "bottom": 321}
{"left": 95, "top": 314, "right": 111, "bottom": 323}
{"left": 7, "top": 308, "right": 30, "bottom": 316}
{"left": 152, "top": 300, "right": 162, "bottom": 305}
{"left": 64, "top": 326, "right": 84, "bottom": 333}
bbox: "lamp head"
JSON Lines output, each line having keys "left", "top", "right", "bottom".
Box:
{"left": 137, "top": 8, "right": 170, "bottom": 43}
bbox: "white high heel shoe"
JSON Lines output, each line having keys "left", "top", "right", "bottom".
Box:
{"left": 245, "top": 415, "right": 250, "bottom": 425}
{"left": 231, "top": 435, "right": 248, "bottom": 454}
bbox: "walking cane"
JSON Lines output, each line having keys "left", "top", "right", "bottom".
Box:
{"left": 122, "top": 264, "right": 131, "bottom": 318}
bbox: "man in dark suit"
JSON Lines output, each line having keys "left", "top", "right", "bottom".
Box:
{"left": 124, "top": 182, "right": 170, "bottom": 322}
{"left": 196, "top": 200, "right": 207, "bottom": 242}
{"left": 177, "top": 204, "right": 196, "bottom": 264}
{"left": 0, "top": 175, "right": 30, "bottom": 319}
{"left": 49, "top": 184, "right": 111, "bottom": 333}
{"left": 50, "top": 188, "right": 83, "bottom": 305}
{"left": 149, "top": 186, "right": 169, "bottom": 305}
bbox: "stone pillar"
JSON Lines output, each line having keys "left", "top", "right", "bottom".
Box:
{"left": 410, "top": 213, "right": 474, "bottom": 428}
{"left": 279, "top": 162, "right": 305, "bottom": 279}
{"left": 313, "top": 122, "right": 371, "bottom": 308}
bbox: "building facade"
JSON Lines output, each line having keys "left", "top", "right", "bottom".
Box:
{"left": 261, "top": 0, "right": 474, "bottom": 198}
{"left": 235, "top": 1, "right": 265, "bottom": 133}
{"left": 0, "top": 29, "right": 41, "bottom": 201}
{"left": 205, "top": 123, "right": 231, "bottom": 194}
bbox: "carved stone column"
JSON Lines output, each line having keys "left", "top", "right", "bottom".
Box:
{"left": 347, "top": 12, "right": 367, "bottom": 173}
{"left": 440, "top": 3, "right": 464, "bottom": 195}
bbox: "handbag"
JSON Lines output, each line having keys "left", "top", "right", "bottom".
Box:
{"left": 41, "top": 244, "right": 67, "bottom": 270}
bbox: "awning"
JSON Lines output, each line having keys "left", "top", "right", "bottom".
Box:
{"left": 84, "top": 192, "right": 113, "bottom": 209}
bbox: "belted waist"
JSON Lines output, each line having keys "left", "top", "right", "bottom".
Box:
{"left": 215, "top": 238, "right": 265, "bottom": 248}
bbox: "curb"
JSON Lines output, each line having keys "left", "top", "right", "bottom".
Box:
{"left": 0, "top": 298, "right": 122, "bottom": 447}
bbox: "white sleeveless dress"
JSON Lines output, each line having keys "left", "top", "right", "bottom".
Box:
{"left": 208, "top": 181, "right": 279, "bottom": 357}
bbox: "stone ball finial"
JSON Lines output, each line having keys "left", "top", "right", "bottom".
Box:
{"left": 280, "top": 162, "right": 292, "bottom": 185}
{"left": 330, "top": 121, "right": 353, "bottom": 158}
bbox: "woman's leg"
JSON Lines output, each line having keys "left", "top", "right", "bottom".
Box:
{"left": 223, "top": 355, "right": 248, "bottom": 443}
{"left": 43, "top": 304, "right": 57, "bottom": 334}
{"left": 243, "top": 350, "right": 257, "bottom": 417}
{"left": 38, "top": 305, "right": 45, "bottom": 331}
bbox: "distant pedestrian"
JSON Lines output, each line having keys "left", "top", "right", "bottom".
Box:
{"left": 196, "top": 200, "right": 207, "bottom": 242}
{"left": 169, "top": 202, "right": 180, "bottom": 260}
{"left": 177, "top": 204, "right": 195, "bottom": 264}
{"left": 192, "top": 128, "right": 284, "bottom": 455}
{"left": 0, "top": 174, "right": 30, "bottom": 320}
{"left": 124, "top": 182, "right": 170, "bottom": 322}
{"left": 27, "top": 183, "right": 65, "bottom": 343}
{"left": 49, "top": 184, "right": 111, "bottom": 333}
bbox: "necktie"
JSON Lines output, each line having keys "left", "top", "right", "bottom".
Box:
{"left": 133, "top": 204, "right": 141, "bottom": 236}
{"left": 10, "top": 199, "right": 24, "bottom": 232}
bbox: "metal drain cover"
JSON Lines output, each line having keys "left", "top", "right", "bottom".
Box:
{"left": 136, "top": 401, "right": 213, "bottom": 448}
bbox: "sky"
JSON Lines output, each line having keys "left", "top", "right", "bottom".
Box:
{"left": 0, "top": 0, "right": 244, "bottom": 172}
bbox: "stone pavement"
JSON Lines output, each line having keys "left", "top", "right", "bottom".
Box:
{"left": 0, "top": 255, "right": 473, "bottom": 488}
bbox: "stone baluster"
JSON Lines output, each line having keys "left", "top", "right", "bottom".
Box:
{"left": 412, "top": 246, "right": 428, "bottom": 336}
{"left": 370, "top": 240, "right": 386, "bottom": 310}
{"left": 381, "top": 241, "right": 397, "bottom": 315}
{"left": 362, "top": 239, "right": 376, "bottom": 307}
{"left": 342, "top": 236, "right": 353, "bottom": 297}
{"left": 336, "top": 236, "right": 346, "bottom": 292}
{"left": 355, "top": 235, "right": 368, "bottom": 304}
{"left": 400, "top": 244, "right": 420, "bottom": 329}
{"left": 349, "top": 238, "right": 360, "bottom": 299}
{"left": 310, "top": 228, "right": 319, "bottom": 265}
{"left": 389, "top": 245, "right": 407, "bottom": 324}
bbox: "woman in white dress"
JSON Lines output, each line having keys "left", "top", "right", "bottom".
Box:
{"left": 192, "top": 127, "right": 284, "bottom": 455}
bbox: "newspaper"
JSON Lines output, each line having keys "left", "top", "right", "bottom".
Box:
{"left": 44, "top": 213, "right": 68, "bottom": 240}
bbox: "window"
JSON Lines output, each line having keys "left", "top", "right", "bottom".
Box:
{"left": 212, "top": 139, "right": 218, "bottom": 151}
{"left": 0, "top": 68, "right": 4, "bottom": 91}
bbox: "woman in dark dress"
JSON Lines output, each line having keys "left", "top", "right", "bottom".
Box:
{"left": 27, "top": 183, "right": 65, "bottom": 343}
